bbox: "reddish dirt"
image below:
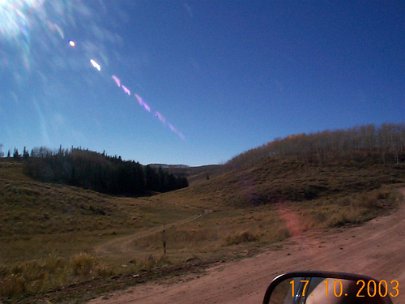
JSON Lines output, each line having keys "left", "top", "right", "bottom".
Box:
{"left": 89, "top": 189, "right": 405, "bottom": 304}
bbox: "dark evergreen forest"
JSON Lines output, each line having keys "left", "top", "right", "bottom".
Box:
{"left": 21, "top": 147, "right": 188, "bottom": 195}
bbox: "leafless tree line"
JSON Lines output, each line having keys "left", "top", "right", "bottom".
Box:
{"left": 228, "top": 123, "right": 405, "bottom": 167}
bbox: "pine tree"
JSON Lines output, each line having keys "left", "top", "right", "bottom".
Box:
{"left": 13, "top": 148, "right": 20, "bottom": 159}
{"left": 23, "top": 146, "right": 29, "bottom": 159}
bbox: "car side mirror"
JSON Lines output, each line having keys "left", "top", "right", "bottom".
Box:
{"left": 263, "top": 271, "right": 396, "bottom": 304}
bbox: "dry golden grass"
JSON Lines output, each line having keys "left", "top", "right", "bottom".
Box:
{"left": 0, "top": 160, "right": 403, "bottom": 302}
{"left": 180, "top": 157, "right": 405, "bottom": 207}
{"left": 225, "top": 231, "right": 259, "bottom": 245}
{"left": 113, "top": 186, "right": 402, "bottom": 269}
{"left": 0, "top": 161, "right": 198, "bottom": 299}
{"left": 302, "top": 186, "right": 402, "bottom": 228}
{"left": 0, "top": 251, "right": 118, "bottom": 297}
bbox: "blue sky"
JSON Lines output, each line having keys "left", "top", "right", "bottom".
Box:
{"left": 1, "top": 0, "right": 404, "bottom": 165}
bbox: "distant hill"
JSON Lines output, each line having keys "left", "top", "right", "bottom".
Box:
{"left": 178, "top": 123, "right": 405, "bottom": 206}
{"left": 4, "top": 123, "right": 404, "bottom": 207}
{"left": 149, "top": 164, "right": 190, "bottom": 169}
{"left": 149, "top": 164, "right": 223, "bottom": 185}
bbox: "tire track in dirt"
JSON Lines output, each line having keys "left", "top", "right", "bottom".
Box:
{"left": 89, "top": 189, "right": 405, "bottom": 304}
{"left": 94, "top": 211, "right": 211, "bottom": 257}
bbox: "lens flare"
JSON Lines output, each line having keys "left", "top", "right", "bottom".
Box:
{"left": 0, "top": 0, "right": 44, "bottom": 39}
{"left": 0, "top": 0, "right": 45, "bottom": 70}
{"left": 48, "top": 21, "right": 64, "bottom": 39}
{"left": 0, "top": 0, "right": 186, "bottom": 140}
{"left": 143, "top": 102, "right": 151, "bottom": 112}
{"left": 112, "top": 75, "right": 121, "bottom": 87}
{"left": 154, "top": 111, "right": 166, "bottom": 124}
{"left": 135, "top": 94, "right": 151, "bottom": 112}
{"left": 168, "top": 123, "right": 176, "bottom": 132}
{"left": 121, "top": 85, "right": 131, "bottom": 96}
{"left": 135, "top": 95, "right": 142, "bottom": 106}
{"left": 90, "top": 59, "right": 101, "bottom": 71}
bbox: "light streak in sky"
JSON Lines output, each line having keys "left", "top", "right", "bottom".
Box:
{"left": 1, "top": 2, "right": 186, "bottom": 141}
{"left": 121, "top": 85, "right": 131, "bottom": 96}
{"left": 135, "top": 94, "right": 142, "bottom": 106}
{"left": 111, "top": 75, "right": 182, "bottom": 138}
{"left": 167, "top": 122, "right": 184, "bottom": 139}
{"left": 48, "top": 21, "right": 65, "bottom": 39}
{"left": 154, "top": 111, "right": 166, "bottom": 124}
{"left": 112, "top": 75, "right": 121, "bottom": 87}
{"left": 0, "top": 0, "right": 185, "bottom": 140}
{"left": 168, "top": 123, "right": 176, "bottom": 132}
{"left": 135, "top": 94, "right": 151, "bottom": 112}
{"left": 143, "top": 101, "right": 151, "bottom": 112}
{"left": 90, "top": 59, "right": 101, "bottom": 71}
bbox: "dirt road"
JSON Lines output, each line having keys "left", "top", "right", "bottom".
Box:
{"left": 89, "top": 190, "right": 405, "bottom": 304}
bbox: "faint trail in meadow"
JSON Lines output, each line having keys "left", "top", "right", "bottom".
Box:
{"left": 94, "top": 210, "right": 212, "bottom": 257}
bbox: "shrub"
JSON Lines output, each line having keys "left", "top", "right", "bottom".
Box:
{"left": 225, "top": 231, "right": 258, "bottom": 245}
{"left": 0, "top": 274, "right": 26, "bottom": 297}
{"left": 71, "top": 253, "right": 97, "bottom": 276}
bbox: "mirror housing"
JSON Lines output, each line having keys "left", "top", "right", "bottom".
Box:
{"left": 263, "top": 271, "right": 394, "bottom": 304}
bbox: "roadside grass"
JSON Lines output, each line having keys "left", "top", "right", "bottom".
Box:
{"left": 114, "top": 185, "right": 402, "bottom": 268}
{"left": 0, "top": 252, "right": 175, "bottom": 299}
{"left": 0, "top": 253, "right": 109, "bottom": 298}
{"left": 301, "top": 186, "right": 403, "bottom": 228}
{"left": 0, "top": 160, "right": 403, "bottom": 302}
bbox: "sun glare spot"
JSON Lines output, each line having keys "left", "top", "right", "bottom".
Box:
{"left": 90, "top": 59, "right": 101, "bottom": 71}
{"left": 0, "top": 0, "right": 44, "bottom": 39}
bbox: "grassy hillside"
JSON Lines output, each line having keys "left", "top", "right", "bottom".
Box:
{"left": 174, "top": 124, "right": 405, "bottom": 206}
{"left": 3, "top": 158, "right": 402, "bottom": 303}
{"left": 1, "top": 162, "right": 127, "bottom": 237}
{"left": 1, "top": 124, "right": 404, "bottom": 302}
{"left": 136, "top": 125, "right": 405, "bottom": 275}
{"left": 227, "top": 124, "right": 405, "bottom": 169}
{"left": 181, "top": 157, "right": 405, "bottom": 207}
{"left": 0, "top": 161, "right": 199, "bottom": 301}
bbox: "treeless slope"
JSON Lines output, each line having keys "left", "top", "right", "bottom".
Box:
{"left": 184, "top": 156, "right": 405, "bottom": 206}
{"left": 89, "top": 189, "right": 405, "bottom": 304}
